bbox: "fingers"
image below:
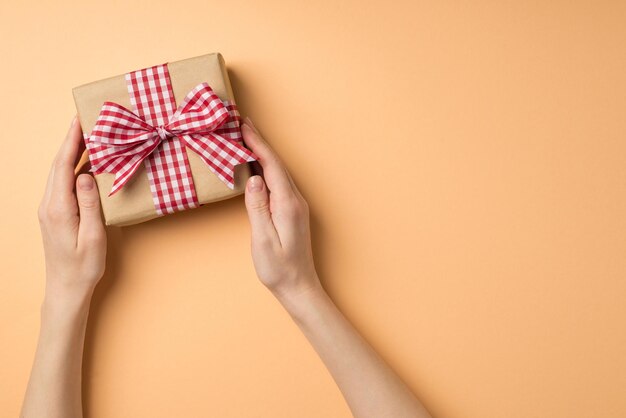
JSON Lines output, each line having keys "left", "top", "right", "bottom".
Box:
{"left": 241, "top": 118, "right": 310, "bottom": 245}
{"left": 241, "top": 120, "right": 294, "bottom": 198}
{"left": 74, "top": 132, "right": 87, "bottom": 167}
{"left": 40, "top": 161, "right": 55, "bottom": 211}
{"left": 76, "top": 174, "right": 105, "bottom": 246}
{"left": 51, "top": 117, "right": 84, "bottom": 203}
{"left": 244, "top": 175, "right": 281, "bottom": 247}
{"left": 283, "top": 166, "right": 306, "bottom": 202}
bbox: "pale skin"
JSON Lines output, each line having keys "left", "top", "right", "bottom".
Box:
{"left": 21, "top": 117, "right": 432, "bottom": 418}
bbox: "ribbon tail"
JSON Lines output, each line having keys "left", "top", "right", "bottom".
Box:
{"left": 181, "top": 133, "right": 257, "bottom": 189}
{"left": 105, "top": 136, "right": 163, "bottom": 196}
{"left": 108, "top": 157, "right": 145, "bottom": 196}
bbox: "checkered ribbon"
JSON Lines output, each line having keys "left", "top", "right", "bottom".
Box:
{"left": 86, "top": 64, "right": 256, "bottom": 215}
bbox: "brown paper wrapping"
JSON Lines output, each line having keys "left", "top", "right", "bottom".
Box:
{"left": 73, "top": 53, "right": 251, "bottom": 226}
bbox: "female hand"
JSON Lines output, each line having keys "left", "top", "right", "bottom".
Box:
{"left": 240, "top": 118, "right": 431, "bottom": 418}
{"left": 241, "top": 118, "right": 320, "bottom": 303}
{"left": 22, "top": 117, "right": 108, "bottom": 418}
{"left": 38, "top": 117, "right": 106, "bottom": 304}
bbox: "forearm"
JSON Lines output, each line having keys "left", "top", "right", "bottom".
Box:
{"left": 21, "top": 287, "right": 93, "bottom": 418}
{"left": 276, "top": 280, "right": 431, "bottom": 418}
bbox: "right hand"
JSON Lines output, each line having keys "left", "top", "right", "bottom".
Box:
{"left": 241, "top": 118, "right": 321, "bottom": 301}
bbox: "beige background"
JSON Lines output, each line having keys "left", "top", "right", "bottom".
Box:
{"left": 1, "top": 1, "right": 625, "bottom": 417}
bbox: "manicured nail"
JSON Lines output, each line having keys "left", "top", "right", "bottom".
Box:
{"left": 78, "top": 175, "right": 94, "bottom": 191}
{"left": 248, "top": 175, "right": 263, "bottom": 192}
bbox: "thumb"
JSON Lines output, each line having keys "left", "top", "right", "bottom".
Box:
{"left": 245, "top": 175, "right": 279, "bottom": 244}
{"left": 76, "top": 174, "right": 105, "bottom": 243}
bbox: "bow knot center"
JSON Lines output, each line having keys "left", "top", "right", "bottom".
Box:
{"left": 156, "top": 126, "right": 173, "bottom": 140}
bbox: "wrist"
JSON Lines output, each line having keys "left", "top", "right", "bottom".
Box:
{"left": 41, "top": 294, "right": 92, "bottom": 330}
{"left": 43, "top": 279, "right": 95, "bottom": 317}
{"left": 39, "top": 287, "right": 92, "bottom": 354}
{"left": 273, "top": 279, "right": 331, "bottom": 323}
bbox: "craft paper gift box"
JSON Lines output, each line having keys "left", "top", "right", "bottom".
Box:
{"left": 73, "top": 53, "right": 255, "bottom": 226}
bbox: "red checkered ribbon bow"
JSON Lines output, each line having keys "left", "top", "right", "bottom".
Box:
{"left": 86, "top": 64, "right": 256, "bottom": 215}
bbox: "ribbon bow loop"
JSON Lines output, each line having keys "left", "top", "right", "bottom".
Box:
{"left": 166, "top": 83, "right": 230, "bottom": 136}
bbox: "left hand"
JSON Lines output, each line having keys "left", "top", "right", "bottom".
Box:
{"left": 38, "top": 117, "right": 107, "bottom": 303}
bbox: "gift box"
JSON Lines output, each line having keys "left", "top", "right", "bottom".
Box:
{"left": 73, "top": 53, "right": 255, "bottom": 226}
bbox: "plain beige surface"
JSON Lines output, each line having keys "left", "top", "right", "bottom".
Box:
{"left": 1, "top": 1, "right": 625, "bottom": 417}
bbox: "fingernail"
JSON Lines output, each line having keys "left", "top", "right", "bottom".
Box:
{"left": 248, "top": 175, "right": 263, "bottom": 192}
{"left": 78, "top": 175, "right": 94, "bottom": 191}
{"left": 71, "top": 116, "right": 77, "bottom": 127}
